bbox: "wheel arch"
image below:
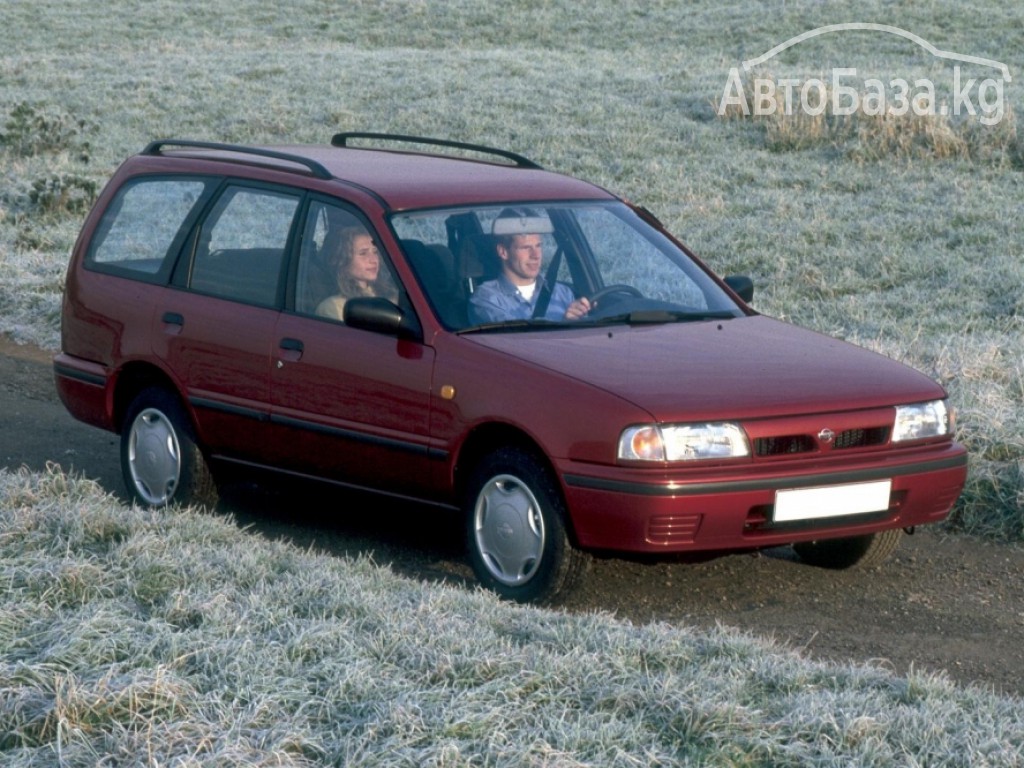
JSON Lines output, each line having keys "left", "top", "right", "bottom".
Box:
{"left": 453, "top": 423, "right": 580, "bottom": 544}
{"left": 112, "top": 362, "right": 187, "bottom": 435}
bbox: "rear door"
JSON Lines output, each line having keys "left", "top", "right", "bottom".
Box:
{"left": 268, "top": 198, "right": 437, "bottom": 498}
{"left": 153, "top": 182, "right": 301, "bottom": 460}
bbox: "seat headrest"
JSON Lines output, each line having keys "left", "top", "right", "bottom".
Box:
{"left": 457, "top": 233, "right": 500, "bottom": 281}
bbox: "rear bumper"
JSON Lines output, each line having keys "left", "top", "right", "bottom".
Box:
{"left": 561, "top": 443, "right": 968, "bottom": 553}
{"left": 53, "top": 353, "right": 115, "bottom": 432}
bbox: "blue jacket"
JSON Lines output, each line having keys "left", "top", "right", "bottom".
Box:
{"left": 468, "top": 275, "right": 576, "bottom": 324}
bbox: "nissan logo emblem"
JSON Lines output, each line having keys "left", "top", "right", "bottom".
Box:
{"left": 818, "top": 428, "right": 836, "bottom": 443}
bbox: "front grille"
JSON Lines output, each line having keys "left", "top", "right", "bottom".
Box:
{"left": 754, "top": 434, "right": 816, "bottom": 456}
{"left": 834, "top": 426, "right": 890, "bottom": 450}
{"left": 754, "top": 425, "right": 890, "bottom": 457}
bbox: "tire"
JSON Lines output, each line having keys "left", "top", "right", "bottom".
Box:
{"left": 793, "top": 528, "right": 902, "bottom": 570}
{"left": 120, "top": 387, "right": 218, "bottom": 509}
{"left": 465, "top": 447, "right": 588, "bottom": 604}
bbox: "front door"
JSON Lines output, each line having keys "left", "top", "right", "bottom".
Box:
{"left": 267, "top": 198, "right": 437, "bottom": 499}
{"left": 269, "top": 315, "right": 436, "bottom": 498}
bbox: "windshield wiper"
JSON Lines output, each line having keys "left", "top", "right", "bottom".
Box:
{"left": 457, "top": 319, "right": 569, "bottom": 335}
{"left": 593, "top": 310, "right": 739, "bottom": 326}
{"left": 460, "top": 311, "right": 739, "bottom": 333}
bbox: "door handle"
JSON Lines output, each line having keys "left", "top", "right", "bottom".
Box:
{"left": 161, "top": 312, "right": 184, "bottom": 334}
{"left": 278, "top": 337, "right": 304, "bottom": 364}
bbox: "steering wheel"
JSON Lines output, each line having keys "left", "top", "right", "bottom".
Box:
{"left": 587, "top": 284, "right": 643, "bottom": 308}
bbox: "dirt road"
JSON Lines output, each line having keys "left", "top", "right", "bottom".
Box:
{"left": 5, "top": 338, "right": 1022, "bottom": 698}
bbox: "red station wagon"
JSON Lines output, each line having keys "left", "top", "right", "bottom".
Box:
{"left": 55, "top": 134, "right": 968, "bottom": 602}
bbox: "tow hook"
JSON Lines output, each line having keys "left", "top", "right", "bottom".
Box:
{"left": 903, "top": 526, "right": 916, "bottom": 536}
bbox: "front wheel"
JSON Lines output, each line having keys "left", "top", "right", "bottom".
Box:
{"left": 793, "top": 529, "right": 902, "bottom": 570}
{"left": 465, "top": 447, "right": 587, "bottom": 604}
{"left": 120, "top": 387, "right": 218, "bottom": 509}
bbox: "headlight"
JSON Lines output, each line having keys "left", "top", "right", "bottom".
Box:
{"left": 892, "top": 400, "right": 951, "bottom": 442}
{"left": 618, "top": 423, "right": 750, "bottom": 462}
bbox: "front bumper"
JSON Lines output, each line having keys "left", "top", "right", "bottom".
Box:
{"left": 560, "top": 442, "right": 967, "bottom": 553}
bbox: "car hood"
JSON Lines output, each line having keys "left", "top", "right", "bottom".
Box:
{"left": 465, "top": 316, "right": 945, "bottom": 421}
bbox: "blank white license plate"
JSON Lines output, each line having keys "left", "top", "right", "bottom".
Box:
{"left": 774, "top": 480, "right": 892, "bottom": 523}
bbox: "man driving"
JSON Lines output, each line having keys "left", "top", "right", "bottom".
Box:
{"left": 468, "top": 208, "right": 591, "bottom": 324}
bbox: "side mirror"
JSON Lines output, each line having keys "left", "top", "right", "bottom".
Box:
{"left": 343, "top": 297, "right": 422, "bottom": 341}
{"left": 724, "top": 275, "right": 754, "bottom": 304}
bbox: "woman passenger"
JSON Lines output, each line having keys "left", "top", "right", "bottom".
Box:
{"left": 316, "top": 227, "right": 395, "bottom": 320}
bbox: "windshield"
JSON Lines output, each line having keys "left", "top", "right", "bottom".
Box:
{"left": 390, "top": 201, "right": 743, "bottom": 332}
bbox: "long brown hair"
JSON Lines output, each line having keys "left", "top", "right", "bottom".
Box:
{"left": 327, "top": 226, "right": 394, "bottom": 299}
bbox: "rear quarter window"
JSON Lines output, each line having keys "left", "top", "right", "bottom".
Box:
{"left": 86, "top": 177, "right": 211, "bottom": 281}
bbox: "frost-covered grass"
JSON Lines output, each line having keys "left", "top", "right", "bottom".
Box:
{"left": 1, "top": 6, "right": 1023, "bottom": 760}
{"left": 0, "top": 2, "right": 1021, "bottom": 533}
{"left": 0, "top": 4, "right": 1019, "bottom": 536}
{"left": 0, "top": 467, "right": 1021, "bottom": 766}
{"left": 4, "top": 4, "right": 1019, "bottom": 540}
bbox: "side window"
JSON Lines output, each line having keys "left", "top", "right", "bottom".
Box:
{"left": 294, "top": 200, "right": 398, "bottom": 321}
{"left": 190, "top": 185, "right": 299, "bottom": 307}
{"left": 87, "top": 178, "right": 209, "bottom": 279}
{"left": 390, "top": 211, "right": 460, "bottom": 327}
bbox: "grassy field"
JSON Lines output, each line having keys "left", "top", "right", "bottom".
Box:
{"left": 2, "top": 467, "right": 1022, "bottom": 766}
{"left": 1, "top": 1, "right": 1023, "bottom": 763}
{"left": 1, "top": 0, "right": 1021, "bottom": 541}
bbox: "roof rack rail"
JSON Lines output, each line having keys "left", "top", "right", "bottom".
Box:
{"left": 330, "top": 132, "right": 543, "bottom": 170}
{"left": 142, "top": 139, "right": 333, "bottom": 180}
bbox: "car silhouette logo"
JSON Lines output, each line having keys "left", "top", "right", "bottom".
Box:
{"left": 718, "top": 23, "right": 1011, "bottom": 128}
{"left": 741, "top": 23, "right": 1011, "bottom": 81}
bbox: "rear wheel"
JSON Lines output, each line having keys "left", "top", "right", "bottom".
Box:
{"left": 120, "top": 387, "right": 218, "bottom": 508}
{"left": 465, "top": 447, "right": 587, "bottom": 604}
{"left": 793, "top": 529, "right": 902, "bottom": 570}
